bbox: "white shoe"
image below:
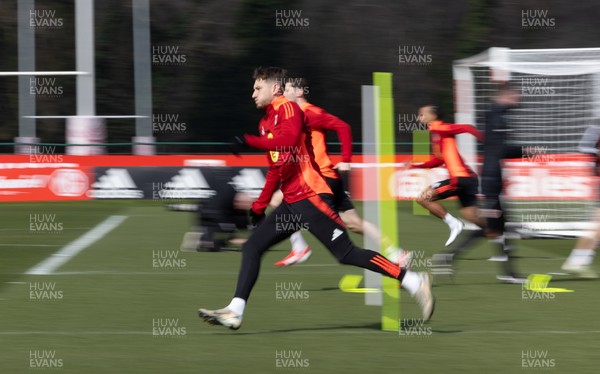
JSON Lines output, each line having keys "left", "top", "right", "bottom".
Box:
{"left": 445, "top": 220, "right": 464, "bottom": 246}
{"left": 180, "top": 232, "right": 202, "bottom": 252}
{"left": 496, "top": 274, "right": 527, "bottom": 284}
{"left": 414, "top": 272, "right": 435, "bottom": 321}
{"left": 198, "top": 307, "right": 242, "bottom": 330}
{"left": 274, "top": 247, "right": 312, "bottom": 267}
{"left": 561, "top": 263, "right": 598, "bottom": 279}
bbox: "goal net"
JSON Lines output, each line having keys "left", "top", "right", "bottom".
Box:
{"left": 453, "top": 47, "right": 600, "bottom": 237}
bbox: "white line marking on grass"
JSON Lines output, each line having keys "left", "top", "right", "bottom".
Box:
{"left": 0, "top": 227, "right": 92, "bottom": 232}
{"left": 25, "top": 215, "right": 128, "bottom": 275}
{"left": 0, "top": 330, "right": 599, "bottom": 336}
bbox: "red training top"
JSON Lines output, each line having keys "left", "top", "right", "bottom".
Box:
{"left": 300, "top": 102, "right": 353, "bottom": 179}
{"left": 246, "top": 96, "right": 332, "bottom": 214}
{"left": 411, "top": 120, "right": 483, "bottom": 178}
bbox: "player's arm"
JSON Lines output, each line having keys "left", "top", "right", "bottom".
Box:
{"left": 251, "top": 164, "right": 280, "bottom": 215}
{"left": 245, "top": 103, "right": 303, "bottom": 150}
{"left": 308, "top": 108, "right": 353, "bottom": 167}
{"left": 432, "top": 123, "right": 484, "bottom": 142}
{"left": 410, "top": 157, "right": 445, "bottom": 169}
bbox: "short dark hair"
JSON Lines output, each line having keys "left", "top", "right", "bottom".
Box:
{"left": 421, "top": 104, "right": 443, "bottom": 120}
{"left": 286, "top": 76, "right": 309, "bottom": 98}
{"left": 286, "top": 77, "right": 309, "bottom": 90}
{"left": 253, "top": 66, "right": 287, "bottom": 94}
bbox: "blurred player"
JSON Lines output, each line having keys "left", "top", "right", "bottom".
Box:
{"left": 561, "top": 124, "right": 600, "bottom": 278}
{"left": 198, "top": 67, "right": 434, "bottom": 329}
{"left": 434, "top": 83, "right": 524, "bottom": 283}
{"left": 408, "top": 105, "right": 484, "bottom": 246}
{"left": 265, "top": 77, "right": 409, "bottom": 267}
{"left": 180, "top": 169, "right": 251, "bottom": 251}
{"left": 478, "top": 83, "right": 523, "bottom": 281}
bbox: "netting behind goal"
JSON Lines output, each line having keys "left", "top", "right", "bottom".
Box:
{"left": 453, "top": 48, "right": 600, "bottom": 237}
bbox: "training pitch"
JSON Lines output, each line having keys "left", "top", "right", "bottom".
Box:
{"left": 0, "top": 201, "right": 598, "bottom": 373}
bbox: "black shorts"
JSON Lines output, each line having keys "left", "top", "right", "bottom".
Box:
{"left": 242, "top": 192, "right": 354, "bottom": 261}
{"left": 324, "top": 176, "right": 355, "bottom": 213}
{"left": 431, "top": 177, "right": 479, "bottom": 208}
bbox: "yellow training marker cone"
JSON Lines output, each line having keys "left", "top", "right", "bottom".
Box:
{"left": 526, "top": 274, "right": 574, "bottom": 293}
{"left": 339, "top": 274, "right": 380, "bottom": 293}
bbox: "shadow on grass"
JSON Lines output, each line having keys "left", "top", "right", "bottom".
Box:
{"left": 314, "top": 287, "right": 339, "bottom": 291}
{"left": 218, "top": 322, "right": 383, "bottom": 335}
{"left": 210, "top": 323, "right": 465, "bottom": 335}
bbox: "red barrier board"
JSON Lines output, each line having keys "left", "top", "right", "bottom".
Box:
{"left": 0, "top": 154, "right": 594, "bottom": 202}
{"left": 503, "top": 156, "right": 598, "bottom": 201}
{"left": 0, "top": 164, "right": 91, "bottom": 201}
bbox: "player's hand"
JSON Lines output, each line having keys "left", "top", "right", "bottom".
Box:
{"left": 401, "top": 161, "right": 413, "bottom": 171}
{"left": 230, "top": 135, "right": 248, "bottom": 156}
{"left": 249, "top": 209, "right": 266, "bottom": 229}
{"left": 333, "top": 162, "right": 351, "bottom": 172}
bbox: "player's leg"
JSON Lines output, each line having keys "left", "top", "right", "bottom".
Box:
{"left": 430, "top": 177, "right": 485, "bottom": 277}
{"left": 417, "top": 180, "right": 464, "bottom": 246}
{"left": 456, "top": 177, "right": 486, "bottom": 228}
{"left": 484, "top": 210, "right": 508, "bottom": 262}
{"left": 198, "top": 203, "right": 294, "bottom": 329}
{"left": 415, "top": 186, "right": 448, "bottom": 218}
{"left": 331, "top": 174, "right": 381, "bottom": 241}
{"left": 338, "top": 208, "right": 411, "bottom": 266}
{"left": 432, "top": 203, "right": 485, "bottom": 278}
{"left": 479, "top": 173, "right": 525, "bottom": 282}
{"left": 271, "top": 189, "right": 312, "bottom": 267}
{"left": 459, "top": 206, "right": 484, "bottom": 228}
{"left": 296, "top": 194, "right": 434, "bottom": 320}
{"left": 327, "top": 176, "right": 410, "bottom": 265}
{"left": 273, "top": 231, "right": 312, "bottom": 266}
{"left": 443, "top": 178, "right": 487, "bottom": 260}
{"left": 562, "top": 207, "right": 600, "bottom": 278}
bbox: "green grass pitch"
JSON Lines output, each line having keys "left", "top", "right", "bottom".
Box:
{"left": 0, "top": 200, "right": 598, "bottom": 373}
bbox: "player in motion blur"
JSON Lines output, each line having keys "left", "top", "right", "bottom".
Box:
{"left": 561, "top": 123, "right": 600, "bottom": 278}
{"left": 408, "top": 105, "right": 484, "bottom": 246}
{"left": 198, "top": 67, "right": 434, "bottom": 329}
{"left": 264, "top": 77, "right": 409, "bottom": 267}
{"left": 433, "top": 83, "right": 524, "bottom": 283}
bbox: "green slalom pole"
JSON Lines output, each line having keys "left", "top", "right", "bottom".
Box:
{"left": 412, "top": 130, "right": 430, "bottom": 215}
{"left": 373, "top": 72, "right": 400, "bottom": 331}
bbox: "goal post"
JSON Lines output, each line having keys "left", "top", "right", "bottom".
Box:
{"left": 7, "top": 0, "right": 155, "bottom": 155}
{"left": 453, "top": 47, "right": 600, "bottom": 237}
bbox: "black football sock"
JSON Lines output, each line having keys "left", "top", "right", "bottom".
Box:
{"left": 339, "top": 247, "right": 407, "bottom": 282}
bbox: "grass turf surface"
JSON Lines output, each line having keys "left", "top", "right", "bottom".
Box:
{"left": 0, "top": 200, "right": 598, "bottom": 373}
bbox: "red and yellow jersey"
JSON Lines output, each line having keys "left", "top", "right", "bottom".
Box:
{"left": 300, "top": 102, "right": 353, "bottom": 179}
{"left": 245, "top": 96, "right": 332, "bottom": 214}
{"left": 411, "top": 120, "right": 484, "bottom": 178}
